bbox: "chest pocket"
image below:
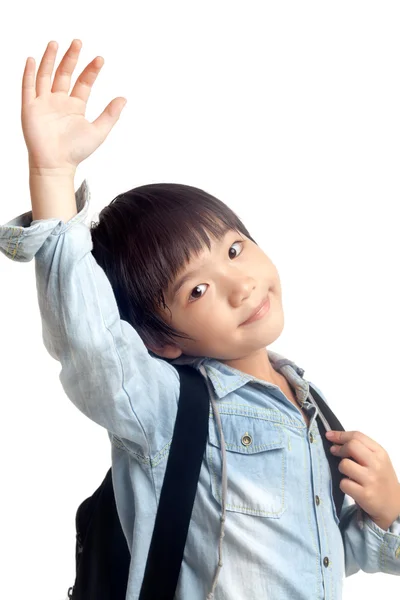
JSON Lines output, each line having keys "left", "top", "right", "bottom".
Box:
{"left": 206, "top": 408, "right": 287, "bottom": 518}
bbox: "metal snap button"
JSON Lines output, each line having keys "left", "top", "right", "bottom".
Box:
{"left": 315, "top": 495, "right": 320, "bottom": 506}
{"left": 310, "top": 433, "right": 314, "bottom": 443}
{"left": 241, "top": 432, "right": 252, "bottom": 446}
{"left": 323, "top": 557, "right": 330, "bottom": 567}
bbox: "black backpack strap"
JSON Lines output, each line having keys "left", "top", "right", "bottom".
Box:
{"left": 139, "top": 364, "right": 210, "bottom": 600}
{"left": 309, "top": 383, "right": 346, "bottom": 519}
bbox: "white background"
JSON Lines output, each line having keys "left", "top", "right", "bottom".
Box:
{"left": 1, "top": 2, "right": 399, "bottom": 598}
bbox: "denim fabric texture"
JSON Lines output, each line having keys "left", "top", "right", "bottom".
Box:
{"left": 1, "top": 180, "right": 400, "bottom": 599}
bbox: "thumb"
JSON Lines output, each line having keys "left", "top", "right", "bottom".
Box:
{"left": 91, "top": 97, "right": 127, "bottom": 140}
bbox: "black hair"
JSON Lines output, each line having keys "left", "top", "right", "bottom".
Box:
{"left": 90, "top": 183, "right": 255, "bottom": 351}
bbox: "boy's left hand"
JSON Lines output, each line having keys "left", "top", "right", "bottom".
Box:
{"left": 326, "top": 430, "right": 400, "bottom": 531}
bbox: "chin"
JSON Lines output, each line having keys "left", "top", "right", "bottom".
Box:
{"left": 226, "top": 316, "right": 285, "bottom": 360}
{"left": 259, "top": 311, "right": 285, "bottom": 347}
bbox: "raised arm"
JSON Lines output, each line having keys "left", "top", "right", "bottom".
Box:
{"left": 0, "top": 40, "right": 180, "bottom": 457}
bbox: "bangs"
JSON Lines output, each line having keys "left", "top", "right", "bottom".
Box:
{"left": 139, "top": 202, "right": 245, "bottom": 309}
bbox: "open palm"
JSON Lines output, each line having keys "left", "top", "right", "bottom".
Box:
{"left": 21, "top": 39, "right": 127, "bottom": 174}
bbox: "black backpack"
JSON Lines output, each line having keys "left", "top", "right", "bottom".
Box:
{"left": 68, "top": 364, "right": 347, "bottom": 600}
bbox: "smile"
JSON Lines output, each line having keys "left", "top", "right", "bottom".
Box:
{"left": 240, "top": 295, "right": 271, "bottom": 326}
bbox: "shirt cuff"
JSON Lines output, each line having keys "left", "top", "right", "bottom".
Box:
{"left": 0, "top": 179, "right": 90, "bottom": 262}
{"left": 363, "top": 513, "right": 400, "bottom": 571}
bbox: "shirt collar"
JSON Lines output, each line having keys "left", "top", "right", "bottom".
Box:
{"left": 169, "top": 349, "right": 307, "bottom": 401}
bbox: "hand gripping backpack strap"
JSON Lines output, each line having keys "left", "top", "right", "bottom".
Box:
{"left": 308, "top": 383, "right": 346, "bottom": 519}
{"left": 139, "top": 364, "right": 210, "bottom": 600}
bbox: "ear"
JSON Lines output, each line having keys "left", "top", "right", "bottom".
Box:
{"left": 147, "top": 344, "right": 183, "bottom": 359}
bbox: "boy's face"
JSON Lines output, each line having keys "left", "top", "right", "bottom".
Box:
{"left": 152, "top": 228, "right": 285, "bottom": 365}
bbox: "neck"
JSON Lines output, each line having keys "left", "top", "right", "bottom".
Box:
{"left": 222, "top": 348, "right": 282, "bottom": 386}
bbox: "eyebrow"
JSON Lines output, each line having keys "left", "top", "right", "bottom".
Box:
{"left": 171, "top": 268, "right": 201, "bottom": 299}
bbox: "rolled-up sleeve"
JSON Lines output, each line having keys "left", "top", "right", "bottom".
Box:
{"left": 0, "top": 180, "right": 180, "bottom": 457}
{"left": 340, "top": 495, "right": 400, "bottom": 576}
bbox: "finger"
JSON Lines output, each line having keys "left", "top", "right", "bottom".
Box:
{"left": 330, "top": 438, "right": 373, "bottom": 466}
{"left": 70, "top": 56, "right": 105, "bottom": 104}
{"left": 338, "top": 458, "right": 369, "bottom": 485}
{"left": 22, "top": 56, "right": 37, "bottom": 106}
{"left": 326, "top": 430, "right": 380, "bottom": 452}
{"left": 36, "top": 41, "right": 59, "bottom": 97}
{"left": 90, "top": 97, "right": 128, "bottom": 141}
{"left": 339, "top": 477, "right": 364, "bottom": 503}
{"left": 52, "top": 39, "right": 83, "bottom": 94}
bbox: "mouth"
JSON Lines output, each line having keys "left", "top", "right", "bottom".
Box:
{"left": 240, "top": 293, "right": 271, "bottom": 326}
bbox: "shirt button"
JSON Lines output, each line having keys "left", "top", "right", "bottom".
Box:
{"left": 323, "top": 557, "right": 330, "bottom": 568}
{"left": 315, "top": 495, "right": 320, "bottom": 506}
{"left": 241, "top": 433, "right": 252, "bottom": 446}
{"left": 310, "top": 433, "right": 314, "bottom": 443}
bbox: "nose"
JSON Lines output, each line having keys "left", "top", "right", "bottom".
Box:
{"left": 227, "top": 271, "right": 256, "bottom": 308}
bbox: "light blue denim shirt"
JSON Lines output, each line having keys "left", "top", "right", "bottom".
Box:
{"left": 1, "top": 180, "right": 400, "bottom": 600}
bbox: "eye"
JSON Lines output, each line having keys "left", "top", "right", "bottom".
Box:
{"left": 188, "top": 283, "right": 208, "bottom": 302}
{"left": 228, "top": 240, "right": 244, "bottom": 259}
{"left": 187, "top": 240, "right": 244, "bottom": 303}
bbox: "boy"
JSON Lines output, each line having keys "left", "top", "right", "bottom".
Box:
{"left": 1, "top": 39, "right": 400, "bottom": 599}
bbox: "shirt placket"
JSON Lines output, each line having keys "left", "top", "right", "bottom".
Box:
{"left": 306, "top": 402, "right": 334, "bottom": 599}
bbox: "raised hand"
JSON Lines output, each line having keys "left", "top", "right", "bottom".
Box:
{"left": 21, "top": 39, "right": 127, "bottom": 176}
